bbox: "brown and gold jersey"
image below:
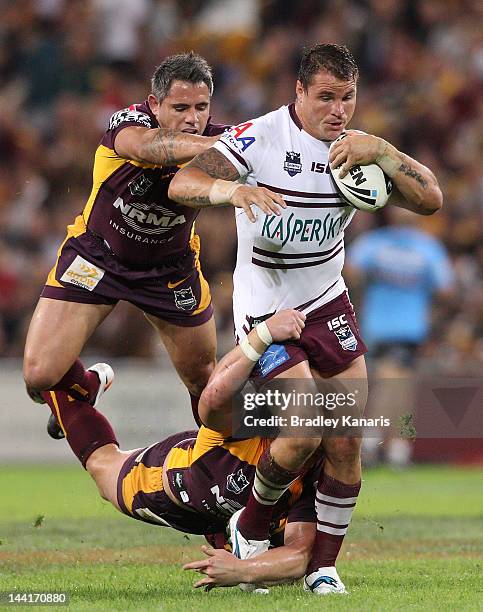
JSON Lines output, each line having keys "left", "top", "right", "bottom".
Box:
{"left": 71, "top": 101, "right": 227, "bottom": 269}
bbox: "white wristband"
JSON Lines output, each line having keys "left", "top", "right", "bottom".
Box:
{"left": 208, "top": 179, "right": 242, "bottom": 205}
{"left": 255, "top": 321, "right": 272, "bottom": 346}
{"left": 240, "top": 336, "right": 262, "bottom": 362}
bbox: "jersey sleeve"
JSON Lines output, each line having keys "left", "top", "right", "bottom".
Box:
{"left": 212, "top": 118, "right": 269, "bottom": 179}
{"left": 103, "top": 106, "right": 154, "bottom": 151}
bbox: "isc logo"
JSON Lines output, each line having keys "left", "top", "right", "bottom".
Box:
{"left": 327, "top": 314, "right": 348, "bottom": 330}
{"left": 310, "top": 162, "right": 331, "bottom": 175}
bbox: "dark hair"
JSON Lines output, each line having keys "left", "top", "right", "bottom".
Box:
{"left": 298, "top": 44, "right": 359, "bottom": 90}
{"left": 151, "top": 52, "right": 214, "bottom": 101}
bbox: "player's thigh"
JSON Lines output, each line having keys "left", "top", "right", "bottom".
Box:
{"left": 146, "top": 313, "right": 217, "bottom": 387}
{"left": 85, "top": 445, "right": 134, "bottom": 510}
{"left": 24, "top": 298, "right": 114, "bottom": 385}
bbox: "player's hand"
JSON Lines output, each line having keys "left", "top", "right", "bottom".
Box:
{"left": 230, "top": 185, "right": 286, "bottom": 223}
{"left": 183, "top": 544, "right": 245, "bottom": 589}
{"left": 329, "top": 131, "right": 386, "bottom": 178}
{"left": 266, "top": 309, "right": 306, "bottom": 342}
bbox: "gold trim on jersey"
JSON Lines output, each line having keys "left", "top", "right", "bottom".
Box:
{"left": 163, "top": 426, "right": 271, "bottom": 472}
{"left": 122, "top": 463, "right": 163, "bottom": 514}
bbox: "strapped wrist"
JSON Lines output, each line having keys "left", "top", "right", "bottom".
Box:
{"left": 255, "top": 321, "right": 272, "bottom": 346}
{"left": 209, "top": 179, "right": 242, "bottom": 205}
{"left": 240, "top": 336, "right": 262, "bottom": 362}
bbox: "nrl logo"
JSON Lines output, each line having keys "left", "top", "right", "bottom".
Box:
{"left": 128, "top": 174, "right": 153, "bottom": 196}
{"left": 174, "top": 287, "right": 196, "bottom": 311}
{"left": 284, "top": 151, "right": 302, "bottom": 177}
{"left": 334, "top": 325, "right": 358, "bottom": 351}
{"left": 226, "top": 468, "right": 250, "bottom": 494}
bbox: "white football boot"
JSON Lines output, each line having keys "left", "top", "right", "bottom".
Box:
{"left": 88, "top": 363, "right": 115, "bottom": 407}
{"left": 229, "top": 508, "right": 270, "bottom": 592}
{"left": 304, "top": 566, "right": 347, "bottom": 595}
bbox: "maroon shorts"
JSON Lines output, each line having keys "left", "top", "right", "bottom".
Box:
{"left": 251, "top": 291, "right": 367, "bottom": 383}
{"left": 41, "top": 230, "right": 213, "bottom": 327}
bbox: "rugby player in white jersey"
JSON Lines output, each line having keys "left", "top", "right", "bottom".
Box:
{"left": 169, "top": 44, "right": 443, "bottom": 593}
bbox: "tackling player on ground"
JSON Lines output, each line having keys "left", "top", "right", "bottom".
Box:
{"left": 23, "top": 53, "right": 240, "bottom": 431}
{"left": 168, "top": 43, "right": 443, "bottom": 593}
{"left": 46, "top": 308, "right": 324, "bottom": 591}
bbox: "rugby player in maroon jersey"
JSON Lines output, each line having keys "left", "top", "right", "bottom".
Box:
{"left": 44, "top": 308, "right": 319, "bottom": 591}
{"left": 23, "top": 53, "right": 234, "bottom": 431}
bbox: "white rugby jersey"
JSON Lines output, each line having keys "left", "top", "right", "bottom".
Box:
{"left": 212, "top": 104, "right": 356, "bottom": 340}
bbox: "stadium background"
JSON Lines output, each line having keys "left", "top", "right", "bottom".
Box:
{"left": 0, "top": 0, "right": 481, "bottom": 464}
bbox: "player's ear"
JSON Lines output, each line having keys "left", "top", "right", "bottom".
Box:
{"left": 148, "top": 94, "right": 160, "bottom": 116}
{"left": 295, "top": 80, "right": 305, "bottom": 104}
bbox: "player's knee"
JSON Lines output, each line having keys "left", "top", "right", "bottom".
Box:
{"left": 184, "top": 360, "right": 216, "bottom": 397}
{"left": 85, "top": 456, "right": 110, "bottom": 501}
{"left": 23, "top": 356, "right": 60, "bottom": 391}
{"left": 279, "top": 437, "right": 322, "bottom": 466}
{"left": 325, "top": 437, "right": 361, "bottom": 467}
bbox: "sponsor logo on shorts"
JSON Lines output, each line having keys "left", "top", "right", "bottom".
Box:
{"left": 128, "top": 174, "right": 153, "bottom": 196}
{"left": 284, "top": 151, "right": 302, "bottom": 177}
{"left": 174, "top": 287, "right": 196, "bottom": 311}
{"left": 333, "top": 325, "right": 358, "bottom": 351}
{"left": 60, "top": 255, "right": 104, "bottom": 291}
{"left": 226, "top": 468, "right": 250, "bottom": 495}
{"left": 258, "top": 344, "right": 290, "bottom": 377}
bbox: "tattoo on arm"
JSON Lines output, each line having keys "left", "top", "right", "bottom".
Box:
{"left": 398, "top": 163, "right": 428, "bottom": 189}
{"left": 187, "top": 148, "right": 241, "bottom": 180}
{"left": 150, "top": 128, "right": 178, "bottom": 165}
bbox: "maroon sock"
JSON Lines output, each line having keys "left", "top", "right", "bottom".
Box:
{"left": 307, "top": 472, "right": 361, "bottom": 573}
{"left": 189, "top": 392, "right": 203, "bottom": 428}
{"left": 51, "top": 359, "right": 100, "bottom": 404}
{"left": 43, "top": 390, "right": 118, "bottom": 468}
{"left": 238, "top": 449, "right": 299, "bottom": 541}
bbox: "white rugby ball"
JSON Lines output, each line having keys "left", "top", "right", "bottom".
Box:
{"left": 329, "top": 135, "right": 393, "bottom": 212}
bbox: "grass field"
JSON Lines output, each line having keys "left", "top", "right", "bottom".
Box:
{"left": 0, "top": 464, "right": 482, "bottom": 610}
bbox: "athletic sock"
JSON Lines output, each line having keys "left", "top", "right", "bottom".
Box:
{"left": 307, "top": 472, "right": 361, "bottom": 574}
{"left": 43, "top": 390, "right": 118, "bottom": 468}
{"left": 189, "top": 392, "right": 203, "bottom": 428}
{"left": 237, "top": 449, "right": 299, "bottom": 541}
{"left": 51, "top": 359, "right": 100, "bottom": 404}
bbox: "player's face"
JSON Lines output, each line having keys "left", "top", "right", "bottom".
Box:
{"left": 149, "top": 80, "right": 211, "bottom": 134}
{"left": 295, "top": 70, "right": 357, "bottom": 141}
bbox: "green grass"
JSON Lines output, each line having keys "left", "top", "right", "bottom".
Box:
{"left": 0, "top": 465, "right": 482, "bottom": 610}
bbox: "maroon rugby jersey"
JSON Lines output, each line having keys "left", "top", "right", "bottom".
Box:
{"left": 78, "top": 101, "right": 228, "bottom": 268}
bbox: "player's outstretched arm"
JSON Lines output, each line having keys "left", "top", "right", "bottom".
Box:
{"left": 329, "top": 131, "right": 443, "bottom": 215}
{"left": 184, "top": 521, "right": 315, "bottom": 588}
{"left": 114, "top": 126, "right": 220, "bottom": 166}
{"left": 199, "top": 309, "right": 306, "bottom": 431}
{"left": 168, "top": 148, "right": 286, "bottom": 222}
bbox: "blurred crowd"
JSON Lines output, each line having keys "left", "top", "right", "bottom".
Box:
{"left": 0, "top": 0, "right": 481, "bottom": 375}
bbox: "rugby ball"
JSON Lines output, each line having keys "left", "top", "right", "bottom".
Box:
{"left": 329, "top": 135, "right": 393, "bottom": 212}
